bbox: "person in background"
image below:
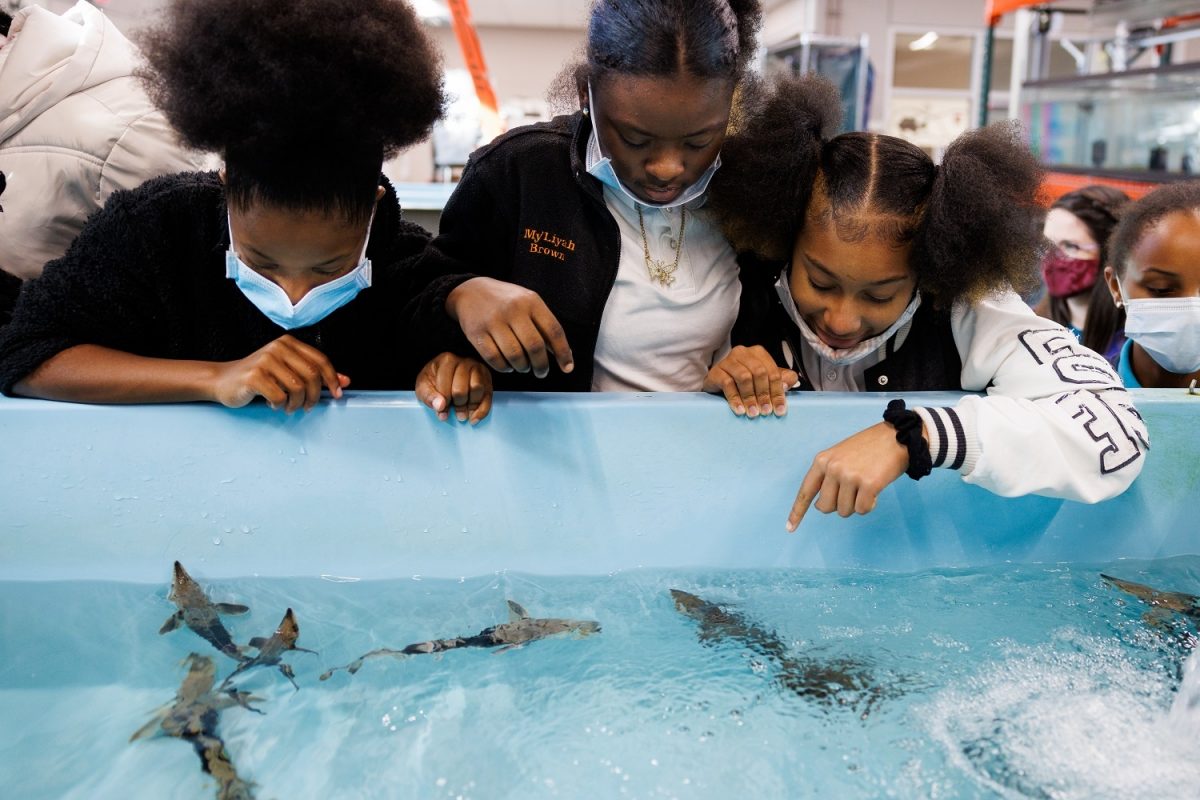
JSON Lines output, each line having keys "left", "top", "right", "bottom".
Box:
{"left": 1103, "top": 181, "right": 1200, "bottom": 390}
{"left": 406, "top": 0, "right": 764, "bottom": 414}
{"left": 0, "top": 0, "right": 489, "bottom": 421}
{"left": 0, "top": 1, "right": 205, "bottom": 300}
{"left": 703, "top": 77, "right": 1148, "bottom": 530}
{"left": 1036, "top": 185, "right": 1130, "bottom": 363}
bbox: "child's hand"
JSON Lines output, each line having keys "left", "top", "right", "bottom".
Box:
{"left": 786, "top": 421, "right": 916, "bottom": 531}
{"left": 445, "top": 277, "right": 574, "bottom": 378}
{"left": 212, "top": 335, "right": 348, "bottom": 412}
{"left": 415, "top": 352, "right": 493, "bottom": 424}
{"left": 704, "top": 345, "right": 797, "bottom": 418}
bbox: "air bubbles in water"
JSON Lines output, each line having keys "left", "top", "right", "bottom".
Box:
{"left": 1168, "top": 648, "right": 1200, "bottom": 734}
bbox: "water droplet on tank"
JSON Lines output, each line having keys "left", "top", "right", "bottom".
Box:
{"left": 241, "top": 525, "right": 252, "bottom": 534}
{"left": 461, "top": 527, "right": 468, "bottom": 533}
{"left": 411, "top": 575, "right": 422, "bottom": 582}
{"left": 212, "top": 537, "right": 222, "bottom": 546}
{"left": 383, "top": 475, "right": 390, "bottom": 481}
{"left": 299, "top": 446, "right": 308, "bottom": 455}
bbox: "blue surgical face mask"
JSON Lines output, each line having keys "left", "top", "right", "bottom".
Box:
{"left": 225, "top": 213, "right": 373, "bottom": 330}
{"left": 584, "top": 83, "right": 721, "bottom": 209}
{"left": 1118, "top": 279, "right": 1200, "bottom": 374}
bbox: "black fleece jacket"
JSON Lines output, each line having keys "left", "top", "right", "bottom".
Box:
{"left": 406, "top": 111, "right": 769, "bottom": 392}
{"left": 0, "top": 171, "right": 433, "bottom": 395}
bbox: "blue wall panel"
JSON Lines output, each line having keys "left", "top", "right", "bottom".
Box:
{"left": 0, "top": 390, "right": 1195, "bottom": 581}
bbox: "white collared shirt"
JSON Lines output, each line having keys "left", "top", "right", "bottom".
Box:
{"left": 589, "top": 141, "right": 740, "bottom": 392}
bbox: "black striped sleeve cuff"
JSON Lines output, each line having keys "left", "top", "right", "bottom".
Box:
{"left": 913, "top": 406, "right": 980, "bottom": 474}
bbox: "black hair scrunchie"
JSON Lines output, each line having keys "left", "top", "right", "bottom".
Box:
{"left": 883, "top": 399, "right": 933, "bottom": 480}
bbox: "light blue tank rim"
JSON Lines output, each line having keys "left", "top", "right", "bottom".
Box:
{"left": 0, "top": 389, "right": 1195, "bottom": 583}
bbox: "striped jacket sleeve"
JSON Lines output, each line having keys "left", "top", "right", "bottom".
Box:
{"left": 911, "top": 291, "right": 1149, "bottom": 503}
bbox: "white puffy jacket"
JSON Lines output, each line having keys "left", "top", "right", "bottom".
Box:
{"left": 0, "top": 1, "right": 205, "bottom": 280}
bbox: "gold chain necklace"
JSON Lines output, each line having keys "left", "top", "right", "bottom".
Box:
{"left": 637, "top": 206, "right": 687, "bottom": 288}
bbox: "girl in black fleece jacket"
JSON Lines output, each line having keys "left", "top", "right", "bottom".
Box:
{"left": 0, "top": 0, "right": 489, "bottom": 421}
{"left": 408, "top": 0, "right": 765, "bottom": 401}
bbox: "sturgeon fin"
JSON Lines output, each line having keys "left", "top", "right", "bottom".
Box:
{"left": 215, "top": 603, "right": 250, "bottom": 615}
{"left": 129, "top": 709, "right": 168, "bottom": 742}
{"left": 507, "top": 600, "right": 530, "bottom": 622}
{"left": 247, "top": 637, "right": 267, "bottom": 649}
{"left": 160, "top": 611, "right": 183, "bottom": 635}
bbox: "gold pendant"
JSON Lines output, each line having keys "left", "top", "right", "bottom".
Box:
{"left": 646, "top": 258, "right": 677, "bottom": 287}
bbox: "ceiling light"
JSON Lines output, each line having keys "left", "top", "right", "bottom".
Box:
{"left": 909, "top": 32, "right": 939, "bottom": 51}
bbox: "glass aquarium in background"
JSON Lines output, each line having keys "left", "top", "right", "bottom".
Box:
{"left": 1022, "top": 63, "right": 1200, "bottom": 177}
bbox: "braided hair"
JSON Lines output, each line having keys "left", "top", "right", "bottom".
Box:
{"left": 711, "top": 75, "right": 1046, "bottom": 307}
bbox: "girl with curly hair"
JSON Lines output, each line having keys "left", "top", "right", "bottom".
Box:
{"left": 1102, "top": 181, "right": 1200, "bottom": 389}
{"left": 408, "top": 0, "right": 763, "bottom": 397}
{"left": 1036, "top": 185, "right": 1130, "bottom": 362}
{"left": 0, "top": 0, "right": 490, "bottom": 420}
{"left": 703, "top": 76, "right": 1148, "bottom": 531}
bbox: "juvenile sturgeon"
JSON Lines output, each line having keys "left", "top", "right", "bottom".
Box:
{"left": 131, "top": 653, "right": 261, "bottom": 800}
{"left": 221, "top": 608, "right": 316, "bottom": 690}
{"left": 1101, "top": 574, "right": 1200, "bottom": 622}
{"left": 1101, "top": 573, "right": 1200, "bottom": 650}
{"left": 670, "top": 589, "right": 892, "bottom": 716}
{"left": 319, "top": 600, "right": 601, "bottom": 680}
{"left": 160, "top": 561, "right": 250, "bottom": 661}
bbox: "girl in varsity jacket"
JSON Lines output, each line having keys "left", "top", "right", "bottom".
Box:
{"left": 704, "top": 77, "right": 1149, "bottom": 530}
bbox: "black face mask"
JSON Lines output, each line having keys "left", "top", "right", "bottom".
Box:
{"left": 0, "top": 13, "right": 11, "bottom": 38}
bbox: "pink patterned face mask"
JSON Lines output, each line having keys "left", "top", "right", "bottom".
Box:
{"left": 1041, "top": 249, "right": 1099, "bottom": 298}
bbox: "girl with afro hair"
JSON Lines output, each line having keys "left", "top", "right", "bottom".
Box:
{"left": 1101, "top": 180, "right": 1200, "bottom": 390}
{"left": 703, "top": 76, "right": 1148, "bottom": 531}
{"left": 406, "top": 0, "right": 764, "bottom": 397}
{"left": 0, "top": 0, "right": 490, "bottom": 421}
